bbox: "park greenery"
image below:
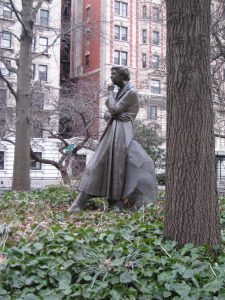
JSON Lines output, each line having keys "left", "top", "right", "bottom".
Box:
{"left": 0, "top": 186, "right": 225, "bottom": 300}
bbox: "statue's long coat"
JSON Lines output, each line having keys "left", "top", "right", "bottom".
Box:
{"left": 78, "top": 81, "right": 157, "bottom": 205}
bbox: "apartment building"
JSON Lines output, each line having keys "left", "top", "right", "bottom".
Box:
{"left": 70, "top": 0, "right": 167, "bottom": 137}
{"left": 0, "top": 0, "right": 62, "bottom": 188}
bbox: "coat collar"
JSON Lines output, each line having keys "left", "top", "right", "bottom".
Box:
{"left": 116, "top": 81, "right": 133, "bottom": 100}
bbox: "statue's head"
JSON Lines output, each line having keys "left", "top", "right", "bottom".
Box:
{"left": 111, "top": 66, "right": 130, "bottom": 81}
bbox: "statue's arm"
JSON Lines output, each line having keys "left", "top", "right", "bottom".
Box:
{"left": 103, "top": 111, "right": 111, "bottom": 121}
{"left": 106, "top": 90, "right": 138, "bottom": 115}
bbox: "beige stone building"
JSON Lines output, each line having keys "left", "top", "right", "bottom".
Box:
{"left": 0, "top": 0, "right": 62, "bottom": 188}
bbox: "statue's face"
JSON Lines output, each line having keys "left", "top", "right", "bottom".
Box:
{"left": 110, "top": 70, "right": 123, "bottom": 86}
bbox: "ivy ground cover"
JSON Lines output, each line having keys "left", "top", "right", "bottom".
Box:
{"left": 0, "top": 186, "right": 225, "bottom": 300}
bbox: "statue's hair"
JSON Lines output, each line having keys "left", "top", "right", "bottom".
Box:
{"left": 111, "top": 66, "right": 130, "bottom": 81}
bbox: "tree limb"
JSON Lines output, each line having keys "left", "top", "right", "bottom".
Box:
{"left": 0, "top": 70, "right": 17, "bottom": 99}
{"left": 9, "top": 0, "right": 27, "bottom": 32}
{"left": 33, "top": 0, "right": 43, "bottom": 18}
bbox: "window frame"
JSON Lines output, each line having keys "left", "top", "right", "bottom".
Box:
{"left": 1, "top": 59, "right": 11, "bottom": 76}
{"left": 121, "top": 51, "right": 128, "bottom": 66}
{"left": 142, "top": 53, "right": 147, "bottom": 68}
{"left": 40, "top": 9, "right": 49, "bottom": 26}
{"left": 3, "top": 2, "right": 12, "bottom": 19}
{"left": 114, "top": 50, "right": 120, "bottom": 65}
{"left": 147, "top": 106, "right": 158, "bottom": 120}
{"left": 152, "top": 30, "right": 160, "bottom": 45}
{"left": 1, "top": 31, "right": 12, "bottom": 48}
{"left": 142, "top": 5, "right": 147, "bottom": 18}
{"left": 121, "top": 2, "right": 128, "bottom": 17}
{"left": 121, "top": 26, "right": 128, "bottom": 41}
{"left": 142, "top": 29, "right": 147, "bottom": 44}
{"left": 152, "top": 7, "right": 160, "bottom": 22}
{"left": 150, "top": 79, "right": 161, "bottom": 94}
{"left": 0, "top": 151, "right": 4, "bottom": 170}
{"left": 114, "top": 25, "right": 120, "bottom": 40}
{"left": 114, "top": 1, "right": 120, "bottom": 15}
{"left": 39, "top": 64, "right": 48, "bottom": 81}
{"left": 39, "top": 36, "right": 48, "bottom": 53}
{"left": 85, "top": 54, "right": 90, "bottom": 69}
{"left": 114, "top": 1, "right": 128, "bottom": 17}
{"left": 152, "top": 54, "right": 160, "bottom": 69}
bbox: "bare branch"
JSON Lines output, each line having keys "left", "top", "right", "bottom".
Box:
{"left": 33, "top": 0, "right": 43, "bottom": 18}
{"left": 9, "top": 0, "right": 27, "bottom": 32}
{"left": 1, "top": 56, "right": 18, "bottom": 74}
{"left": 0, "top": 70, "right": 17, "bottom": 99}
{"left": 30, "top": 147, "right": 61, "bottom": 170}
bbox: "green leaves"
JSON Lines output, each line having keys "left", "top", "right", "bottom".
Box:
{"left": 0, "top": 190, "right": 225, "bottom": 299}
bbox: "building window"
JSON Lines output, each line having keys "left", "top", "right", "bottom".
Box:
{"left": 150, "top": 79, "right": 160, "bottom": 94}
{"left": 0, "top": 151, "right": 4, "bottom": 170}
{"left": 114, "top": 26, "right": 128, "bottom": 41}
{"left": 85, "top": 54, "right": 90, "bottom": 68}
{"left": 39, "top": 37, "right": 48, "bottom": 53}
{"left": 121, "top": 27, "right": 128, "bottom": 41}
{"left": 142, "top": 29, "right": 147, "bottom": 43}
{"left": 216, "top": 155, "right": 225, "bottom": 180}
{"left": 223, "top": 69, "right": 225, "bottom": 81}
{"left": 40, "top": 9, "right": 49, "bottom": 26}
{"left": 39, "top": 65, "right": 48, "bottom": 81}
{"left": 86, "top": 28, "right": 91, "bottom": 41}
{"left": 31, "top": 64, "right": 35, "bottom": 80}
{"left": 142, "top": 5, "right": 147, "bottom": 18}
{"left": 114, "top": 50, "right": 120, "bottom": 64}
{"left": 0, "top": 89, "right": 7, "bottom": 106}
{"left": 30, "top": 152, "right": 42, "bottom": 170}
{"left": 114, "top": 50, "right": 128, "bottom": 66}
{"left": 114, "top": 25, "right": 120, "bottom": 40}
{"left": 32, "top": 37, "right": 36, "bottom": 52}
{"left": 114, "top": 1, "right": 128, "bottom": 17}
{"left": 1, "top": 32, "right": 11, "bottom": 48}
{"left": 114, "top": 1, "right": 120, "bottom": 15}
{"left": 121, "top": 51, "right": 127, "bottom": 66}
{"left": 3, "top": 2, "right": 12, "bottom": 19}
{"left": 152, "top": 7, "right": 160, "bottom": 22}
{"left": 121, "top": 2, "right": 128, "bottom": 17}
{"left": 1, "top": 59, "right": 11, "bottom": 76}
{"left": 86, "top": 6, "right": 90, "bottom": 19}
{"left": 142, "top": 53, "right": 147, "bottom": 68}
{"left": 152, "top": 55, "right": 160, "bottom": 69}
{"left": 147, "top": 106, "right": 157, "bottom": 120}
{"left": 152, "top": 31, "right": 159, "bottom": 45}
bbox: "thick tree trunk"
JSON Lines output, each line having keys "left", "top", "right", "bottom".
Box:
{"left": 12, "top": 0, "right": 33, "bottom": 191}
{"left": 163, "top": 0, "right": 221, "bottom": 246}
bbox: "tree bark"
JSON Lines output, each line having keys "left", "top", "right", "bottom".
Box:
{"left": 12, "top": 0, "right": 34, "bottom": 191}
{"left": 163, "top": 0, "right": 221, "bottom": 246}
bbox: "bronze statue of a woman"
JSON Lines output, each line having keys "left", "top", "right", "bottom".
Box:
{"left": 68, "top": 66, "right": 157, "bottom": 212}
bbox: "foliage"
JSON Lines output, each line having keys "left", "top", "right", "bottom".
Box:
{"left": 157, "top": 173, "right": 166, "bottom": 186}
{"left": 0, "top": 187, "right": 225, "bottom": 299}
{"left": 133, "top": 121, "right": 165, "bottom": 168}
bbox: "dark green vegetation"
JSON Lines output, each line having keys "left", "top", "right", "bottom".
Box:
{"left": 133, "top": 122, "right": 165, "bottom": 169}
{"left": 0, "top": 186, "right": 225, "bottom": 300}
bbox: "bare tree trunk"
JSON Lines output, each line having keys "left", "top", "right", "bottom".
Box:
{"left": 163, "top": 0, "right": 221, "bottom": 246}
{"left": 12, "top": 0, "right": 33, "bottom": 191}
